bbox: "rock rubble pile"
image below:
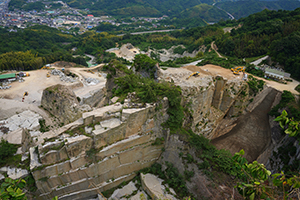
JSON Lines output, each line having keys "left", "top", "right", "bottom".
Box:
{"left": 51, "top": 69, "right": 76, "bottom": 83}
{"left": 85, "top": 77, "right": 100, "bottom": 85}
{"left": 0, "top": 110, "right": 42, "bottom": 136}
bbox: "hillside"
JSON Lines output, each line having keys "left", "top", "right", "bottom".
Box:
{"left": 177, "top": 4, "right": 229, "bottom": 22}
{"left": 216, "top": 8, "right": 300, "bottom": 80}
{"left": 216, "top": 0, "right": 300, "bottom": 19}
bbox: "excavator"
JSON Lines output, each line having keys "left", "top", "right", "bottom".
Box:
{"left": 231, "top": 66, "right": 245, "bottom": 75}
{"left": 41, "top": 66, "right": 50, "bottom": 70}
{"left": 87, "top": 70, "right": 95, "bottom": 74}
{"left": 186, "top": 71, "right": 200, "bottom": 80}
{"left": 47, "top": 72, "right": 50, "bottom": 78}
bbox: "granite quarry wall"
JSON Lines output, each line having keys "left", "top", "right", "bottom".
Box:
{"left": 30, "top": 99, "right": 169, "bottom": 200}
{"left": 30, "top": 68, "right": 269, "bottom": 199}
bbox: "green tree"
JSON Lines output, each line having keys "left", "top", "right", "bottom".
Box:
{"left": 0, "top": 178, "right": 26, "bottom": 200}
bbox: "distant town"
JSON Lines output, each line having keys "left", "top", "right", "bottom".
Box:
{"left": 0, "top": 0, "right": 169, "bottom": 34}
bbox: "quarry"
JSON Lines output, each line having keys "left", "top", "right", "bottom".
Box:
{"left": 0, "top": 54, "right": 299, "bottom": 199}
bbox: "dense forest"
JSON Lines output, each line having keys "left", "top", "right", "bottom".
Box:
{"left": 216, "top": 0, "right": 300, "bottom": 19}
{"left": 0, "top": 25, "right": 87, "bottom": 70}
{"left": 215, "top": 8, "right": 300, "bottom": 79}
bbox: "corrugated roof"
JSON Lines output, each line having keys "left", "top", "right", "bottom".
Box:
{"left": 265, "top": 68, "right": 285, "bottom": 76}
{"left": 0, "top": 73, "right": 16, "bottom": 79}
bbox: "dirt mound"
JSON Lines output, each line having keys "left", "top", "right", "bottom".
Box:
{"left": 211, "top": 88, "right": 279, "bottom": 162}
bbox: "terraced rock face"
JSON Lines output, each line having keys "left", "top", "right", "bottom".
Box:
{"left": 31, "top": 99, "right": 169, "bottom": 200}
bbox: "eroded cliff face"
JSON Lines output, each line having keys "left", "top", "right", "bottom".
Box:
{"left": 31, "top": 99, "right": 169, "bottom": 200}
{"left": 158, "top": 65, "right": 250, "bottom": 139}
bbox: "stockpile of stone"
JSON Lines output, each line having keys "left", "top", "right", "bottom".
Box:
{"left": 85, "top": 77, "right": 100, "bottom": 85}
{"left": 0, "top": 85, "right": 11, "bottom": 89}
{"left": 51, "top": 69, "right": 76, "bottom": 83}
{"left": 0, "top": 110, "right": 42, "bottom": 135}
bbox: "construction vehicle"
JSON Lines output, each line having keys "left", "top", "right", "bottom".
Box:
{"left": 88, "top": 70, "right": 95, "bottom": 74}
{"left": 47, "top": 72, "right": 50, "bottom": 78}
{"left": 19, "top": 72, "right": 30, "bottom": 77}
{"left": 186, "top": 72, "right": 200, "bottom": 80}
{"left": 41, "top": 66, "right": 50, "bottom": 70}
{"left": 231, "top": 66, "right": 245, "bottom": 75}
{"left": 22, "top": 91, "right": 28, "bottom": 102}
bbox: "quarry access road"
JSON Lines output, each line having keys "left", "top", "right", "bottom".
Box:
{"left": 211, "top": 41, "right": 227, "bottom": 59}
{"left": 117, "top": 29, "right": 176, "bottom": 36}
{"left": 211, "top": 88, "right": 278, "bottom": 162}
{"left": 0, "top": 64, "right": 105, "bottom": 120}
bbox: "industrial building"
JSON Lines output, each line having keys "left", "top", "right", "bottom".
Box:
{"left": 0, "top": 73, "right": 17, "bottom": 82}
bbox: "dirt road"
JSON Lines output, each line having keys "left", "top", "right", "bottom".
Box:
{"left": 211, "top": 41, "right": 227, "bottom": 59}
{"left": 0, "top": 65, "right": 106, "bottom": 120}
{"left": 211, "top": 88, "right": 278, "bottom": 162}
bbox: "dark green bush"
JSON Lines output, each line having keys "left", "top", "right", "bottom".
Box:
{"left": 0, "top": 139, "right": 18, "bottom": 166}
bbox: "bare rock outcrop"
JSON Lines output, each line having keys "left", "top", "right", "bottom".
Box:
{"left": 41, "top": 84, "right": 90, "bottom": 125}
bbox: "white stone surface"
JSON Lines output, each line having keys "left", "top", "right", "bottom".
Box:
{"left": 82, "top": 103, "right": 123, "bottom": 122}
{"left": 94, "top": 125, "right": 102, "bottom": 130}
{"left": 16, "top": 147, "right": 22, "bottom": 154}
{"left": 66, "top": 135, "right": 89, "bottom": 144}
{"left": 141, "top": 173, "right": 177, "bottom": 200}
{"left": 131, "top": 191, "right": 148, "bottom": 200}
{"left": 30, "top": 130, "right": 41, "bottom": 137}
{"left": 7, "top": 167, "right": 29, "bottom": 179}
{"left": 21, "top": 154, "right": 28, "bottom": 162}
{"left": 109, "top": 181, "right": 137, "bottom": 200}
{"left": 1, "top": 128, "right": 23, "bottom": 144}
{"left": 0, "top": 167, "right": 7, "bottom": 172}
{"left": 111, "top": 97, "right": 119, "bottom": 104}
{"left": 100, "top": 118, "right": 121, "bottom": 129}
{"left": 29, "top": 147, "right": 42, "bottom": 170}
{"left": 85, "top": 126, "right": 93, "bottom": 134}
{"left": 0, "top": 110, "right": 42, "bottom": 133}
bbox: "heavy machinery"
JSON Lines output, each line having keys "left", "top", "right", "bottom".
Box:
{"left": 231, "top": 66, "right": 245, "bottom": 75}
{"left": 22, "top": 91, "right": 28, "bottom": 102}
{"left": 47, "top": 72, "right": 50, "bottom": 78}
{"left": 41, "top": 66, "right": 50, "bottom": 70}
{"left": 186, "top": 71, "right": 200, "bottom": 80}
{"left": 19, "top": 72, "right": 30, "bottom": 77}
